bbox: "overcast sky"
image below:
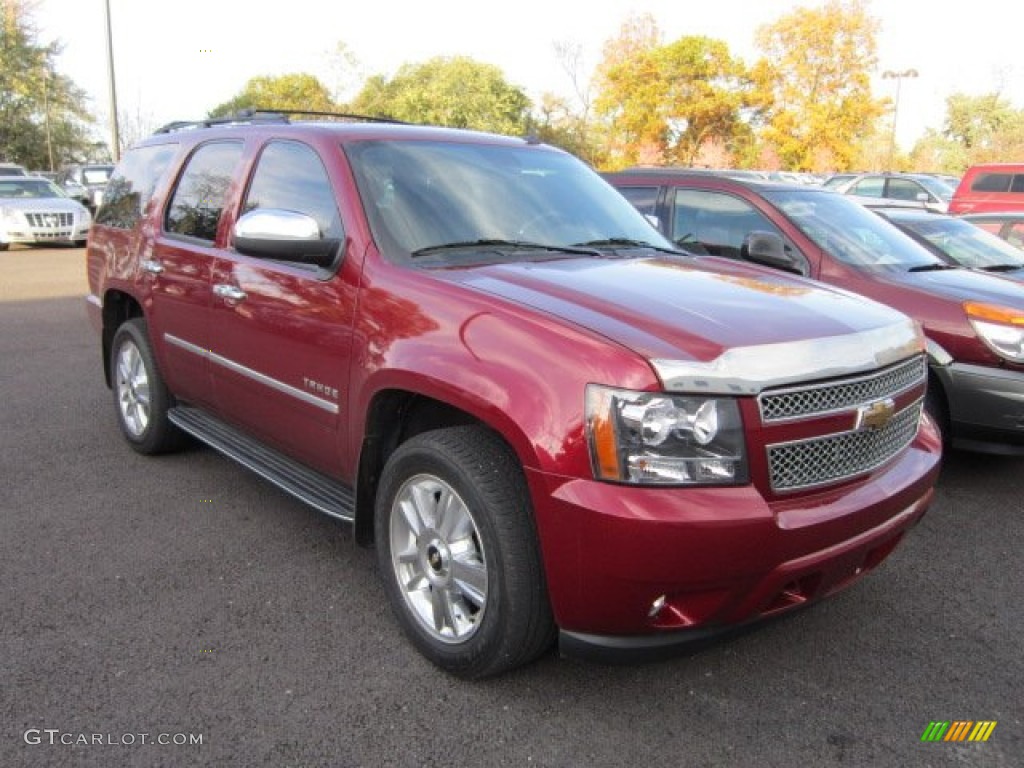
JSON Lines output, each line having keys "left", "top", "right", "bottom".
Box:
{"left": 34, "top": 0, "right": 1023, "bottom": 150}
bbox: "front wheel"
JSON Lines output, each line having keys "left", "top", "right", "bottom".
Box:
{"left": 375, "top": 426, "right": 555, "bottom": 678}
{"left": 110, "top": 318, "right": 186, "bottom": 454}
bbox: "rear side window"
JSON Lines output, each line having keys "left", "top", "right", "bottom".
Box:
{"left": 971, "top": 173, "right": 1011, "bottom": 192}
{"left": 164, "top": 141, "right": 244, "bottom": 242}
{"left": 95, "top": 144, "right": 178, "bottom": 229}
{"left": 849, "top": 177, "right": 884, "bottom": 197}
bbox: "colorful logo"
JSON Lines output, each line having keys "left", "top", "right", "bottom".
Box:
{"left": 921, "top": 721, "right": 997, "bottom": 742}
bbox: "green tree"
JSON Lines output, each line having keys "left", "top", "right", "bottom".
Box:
{"left": 208, "top": 73, "right": 337, "bottom": 118}
{"left": 753, "top": 0, "right": 886, "bottom": 171}
{"left": 351, "top": 56, "right": 530, "bottom": 135}
{"left": 1, "top": 0, "right": 95, "bottom": 169}
{"left": 942, "top": 92, "right": 1024, "bottom": 162}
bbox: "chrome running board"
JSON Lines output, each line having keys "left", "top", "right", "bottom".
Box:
{"left": 168, "top": 406, "right": 355, "bottom": 522}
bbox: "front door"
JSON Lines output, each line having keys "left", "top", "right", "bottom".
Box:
{"left": 209, "top": 140, "right": 359, "bottom": 478}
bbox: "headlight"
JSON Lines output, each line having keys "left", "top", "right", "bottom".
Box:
{"left": 0, "top": 206, "right": 24, "bottom": 226}
{"left": 965, "top": 302, "right": 1024, "bottom": 362}
{"left": 585, "top": 385, "right": 749, "bottom": 485}
{"left": 80, "top": 207, "right": 92, "bottom": 225}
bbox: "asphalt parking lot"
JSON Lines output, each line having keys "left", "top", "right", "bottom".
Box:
{"left": 1, "top": 246, "right": 1021, "bottom": 767}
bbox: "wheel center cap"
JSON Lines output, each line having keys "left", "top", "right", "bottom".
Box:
{"left": 427, "top": 545, "right": 443, "bottom": 572}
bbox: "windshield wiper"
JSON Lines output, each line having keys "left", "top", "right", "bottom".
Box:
{"left": 907, "top": 263, "right": 959, "bottom": 272}
{"left": 980, "top": 263, "right": 1024, "bottom": 272}
{"left": 573, "top": 238, "right": 680, "bottom": 255}
{"left": 411, "top": 239, "right": 599, "bottom": 258}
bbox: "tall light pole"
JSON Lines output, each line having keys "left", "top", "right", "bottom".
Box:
{"left": 882, "top": 68, "right": 918, "bottom": 170}
{"left": 102, "top": 0, "right": 121, "bottom": 161}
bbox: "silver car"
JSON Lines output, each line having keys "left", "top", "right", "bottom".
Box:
{"left": 0, "top": 177, "right": 91, "bottom": 250}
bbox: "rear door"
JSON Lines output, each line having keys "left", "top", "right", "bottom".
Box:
{"left": 147, "top": 140, "right": 246, "bottom": 408}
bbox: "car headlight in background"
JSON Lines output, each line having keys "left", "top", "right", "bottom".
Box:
{"left": 0, "top": 206, "right": 25, "bottom": 227}
{"left": 585, "top": 385, "right": 749, "bottom": 485}
{"left": 964, "top": 302, "right": 1024, "bottom": 363}
{"left": 80, "top": 207, "right": 93, "bottom": 226}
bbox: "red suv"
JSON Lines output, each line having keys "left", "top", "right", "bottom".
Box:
{"left": 949, "top": 163, "right": 1024, "bottom": 214}
{"left": 606, "top": 169, "right": 1024, "bottom": 454}
{"left": 86, "top": 116, "right": 940, "bottom": 676}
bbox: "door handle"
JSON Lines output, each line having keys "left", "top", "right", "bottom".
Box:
{"left": 140, "top": 259, "right": 164, "bottom": 275}
{"left": 213, "top": 284, "right": 247, "bottom": 302}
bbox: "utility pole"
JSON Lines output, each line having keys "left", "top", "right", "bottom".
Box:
{"left": 102, "top": 0, "right": 121, "bottom": 161}
{"left": 882, "top": 68, "right": 918, "bottom": 170}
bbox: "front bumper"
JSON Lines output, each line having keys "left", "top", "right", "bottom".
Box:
{"left": 1, "top": 222, "right": 90, "bottom": 246}
{"left": 526, "top": 422, "right": 941, "bottom": 657}
{"left": 935, "top": 362, "right": 1024, "bottom": 454}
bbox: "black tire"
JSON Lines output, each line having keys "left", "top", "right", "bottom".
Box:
{"left": 0, "top": 243, "right": 9, "bottom": 251}
{"left": 109, "top": 318, "right": 186, "bottom": 454}
{"left": 375, "top": 426, "right": 555, "bottom": 678}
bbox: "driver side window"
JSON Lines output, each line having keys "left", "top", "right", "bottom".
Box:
{"left": 671, "top": 189, "right": 784, "bottom": 259}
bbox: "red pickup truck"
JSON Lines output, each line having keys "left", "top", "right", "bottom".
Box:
{"left": 86, "top": 116, "right": 941, "bottom": 677}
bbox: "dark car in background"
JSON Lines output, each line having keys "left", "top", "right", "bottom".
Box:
{"left": 56, "top": 163, "right": 115, "bottom": 212}
{"left": 962, "top": 211, "right": 1024, "bottom": 250}
{"left": 606, "top": 169, "right": 1024, "bottom": 454}
{"left": 872, "top": 207, "right": 1024, "bottom": 282}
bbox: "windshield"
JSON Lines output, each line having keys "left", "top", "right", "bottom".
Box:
{"left": 914, "top": 175, "right": 955, "bottom": 202}
{"left": 896, "top": 215, "right": 1024, "bottom": 269}
{"left": 83, "top": 166, "right": 114, "bottom": 185}
{"left": 761, "top": 187, "right": 943, "bottom": 270}
{"left": 345, "top": 140, "right": 674, "bottom": 263}
{"left": 0, "top": 178, "right": 67, "bottom": 199}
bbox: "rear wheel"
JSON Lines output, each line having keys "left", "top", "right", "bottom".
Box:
{"left": 375, "top": 426, "right": 555, "bottom": 678}
{"left": 110, "top": 318, "right": 186, "bottom": 454}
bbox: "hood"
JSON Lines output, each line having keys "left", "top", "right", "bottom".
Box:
{"left": 1, "top": 197, "right": 87, "bottom": 215}
{"left": 887, "top": 266, "right": 1024, "bottom": 306}
{"left": 434, "top": 254, "right": 920, "bottom": 390}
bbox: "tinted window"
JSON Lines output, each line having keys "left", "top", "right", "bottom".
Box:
{"left": 242, "top": 141, "right": 343, "bottom": 240}
{"left": 165, "top": 141, "right": 243, "bottom": 242}
{"left": 617, "top": 186, "right": 659, "bottom": 216}
{"left": 1011, "top": 175, "right": 1024, "bottom": 193}
{"left": 972, "top": 173, "right": 1011, "bottom": 192}
{"left": 887, "top": 178, "right": 925, "bottom": 202}
{"left": 671, "top": 188, "right": 785, "bottom": 258}
{"left": 95, "top": 144, "right": 178, "bottom": 229}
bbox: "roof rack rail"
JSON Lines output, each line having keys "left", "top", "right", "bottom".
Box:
{"left": 152, "top": 108, "right": 406, "bottom": 135}
{"left": 239, "top": 108, "right": 408, "bottom": 125}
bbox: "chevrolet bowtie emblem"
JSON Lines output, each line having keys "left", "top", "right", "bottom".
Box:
{"left": 856, "top": 398, "right": 896, "bottom": 431}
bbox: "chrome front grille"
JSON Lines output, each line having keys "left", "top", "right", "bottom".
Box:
{"left": 25, "top": 212, "right": 73, "bottom": 228}
{"left": 759, "top": 356, "right": 926, "bottom": 423}
{"left": 768, "top": 401, "right": 922, "bottom": 492}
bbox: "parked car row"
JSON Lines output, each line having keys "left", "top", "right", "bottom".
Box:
{"left": 605, "top": 168, "right": 1024, "bottom": 456}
